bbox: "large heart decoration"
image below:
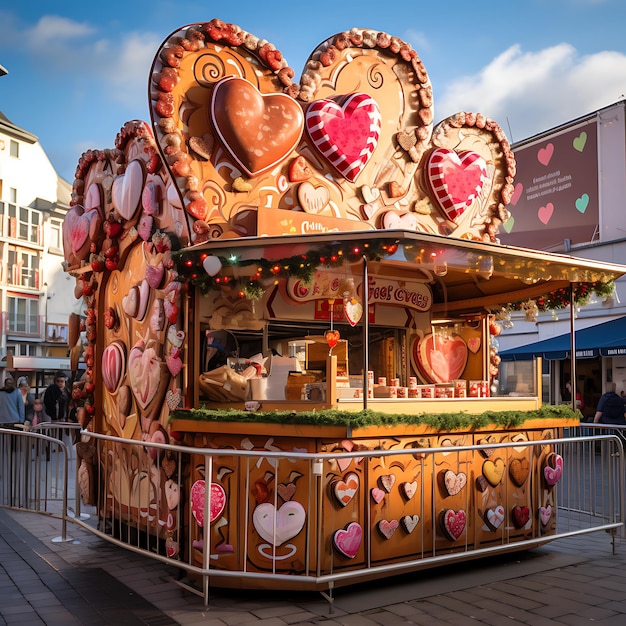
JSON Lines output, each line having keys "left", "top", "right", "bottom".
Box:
{"left": 253, "top": 501, "right": 306, "bottom": 546}
{"left": 211, "top": 76, "right": 304, "bottom": 177}
{"left": 333, "top": 522, "right": 362, "bottom": 559}
{"left": 128, "top": 342, "right": 165, "bottom": 409}
{"left": 102, "top": 341, "right": 126, "bottom": 393}
{"left": 414, "top": 332, "right": 468, "bottom": 383}
{"left": 344, "top": 298, "right": 363, "bottom": 326}
{"left": 190, "top": 480, "right": 226, "bottom": 527}
{"left": 427, "top": 148, "right": 487, "bottom": 222}
{"left": 64, "top": 207, "right": 91, "bottom": 256}
{"left": 305, "top": 92, "right": 381, "bottom": 182}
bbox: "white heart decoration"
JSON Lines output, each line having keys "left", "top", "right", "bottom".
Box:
{"left": 102, "top": 342, "right": 126, "bottom": 393}
{"left": 344, "top": 298, "right": 363, "bottom": 326}
{"left": 252, "top": 501, "right": 306, "bottom": 546}
{"left": 202, "top": 255, "right": 222, "bottom": 277}
{"left": 401, "top": 514, "right": 419, "bottom": 534}
{"left": 486, "top": 505, "right": 505, "bottom": 530}
{"left": 112, "top": 159, "right": 145, "bottom": 220}
{"left": 297, "top": 181, "right": 330, "bottom": 214}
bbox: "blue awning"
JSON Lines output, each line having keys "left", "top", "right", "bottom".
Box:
{"left": 500, "top": 316, "right": 626, "bottom": 361}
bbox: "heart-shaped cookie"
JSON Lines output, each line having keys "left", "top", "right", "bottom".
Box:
{"left": 509, "top": 457, "right": 530, "bottom": 487}
{"left": 112, "top": 159, "right": 145, "bottom": 221}
{"left": 211, "top": 76, "right": 304, "bottom": 177}
{"left": 441, "top": 509, "right": 466, "bottom": 541}
{"left": 483, "top": 458, "right": 505, "bottom": 487}
{"left": 442, "top": 470, "right": 467, "bottom": 496}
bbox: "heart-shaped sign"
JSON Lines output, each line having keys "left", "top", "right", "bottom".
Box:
{"left": 211, "top": 76, "right": 304, "bottom": 177}
{"left": 414, "top": 332, "right": 468, "bottom": 383}
{"left": 305, "top": 92, "right": 381, "bottom": 182}
{"left": 427, "top": 148, "right": 487, "bottom": 221}
{"left": 190, "top": 480, "right": 226, "bottom": 527}
{"left": 333, "top": 522, "right": 362, "bottom": 558}
{"left": 253, "top": 501, "right": 306, "bottom": 546}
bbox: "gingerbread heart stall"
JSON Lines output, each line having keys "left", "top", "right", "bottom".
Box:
{"left": 149, "top": 19, "right": 514, "bottom": 244}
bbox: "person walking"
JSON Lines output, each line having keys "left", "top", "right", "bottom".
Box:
{"left": 0, "top": 374, "right": 25, "bottom": 426}
{"left": 43, "top": 371, "right": 69, "bottom": 423}
{"left": 16, "top": 377, "right": 35, "bottom": 427}
{"left": 593, "top": 382, "right": 626, "bottom": 425}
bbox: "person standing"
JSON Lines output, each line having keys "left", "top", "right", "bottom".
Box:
{"left": 0, "top": 374, "right": 25, "bottom": 426}
{"left": 17, "top": 376, "right": 36, "bottom": 427}
{"left": 43, "top": 371, "right": 69, "bottom": 422}
{"left": 593, "top": 382, "right": 626, "bottom": 425}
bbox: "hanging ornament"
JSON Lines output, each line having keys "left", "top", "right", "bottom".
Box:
{"left": 325, "top": 329, "right": 340, "bottom": 352}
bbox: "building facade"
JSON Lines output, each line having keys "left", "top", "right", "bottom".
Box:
{"left": 0, "top": 109, "right": 77, "bottom": 395}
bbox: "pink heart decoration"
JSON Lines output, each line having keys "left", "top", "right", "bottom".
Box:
{"left": 510, "top": 182, "right": 523, "bottom": 205}
{"left": 537, "top": 143, "right": 554, "bottom": 166}
{"left": 538, "top": 202, "right": 554, "bottom": 225}
{"left": 333, "top": 522, "right": 362, "bottom": 558}
{"left": 277, "top": 483, "right": 296, "bottom": 501}
{"left": 166, "top": 354, "right": 183, "bottom": 377}
{"left": 142, "top": 180, "right": 162, "bottom": 215}
{"left": 441, "top": 509, "right": 466, "bottom": 541}
{"left": 333, "top": 472, "right": 359, "bottom": 506}
{"left": 190, "top": 480, "right": 226, "bottom": 527}
{"left": 371, "top": 487, "right": 385, "bottom": 504}
{"left": 378, "top": 519, "right": 399, "bottom": 539}
{"left": 102, "top": 342, "right": 126, "bottom": 393}
{"left": 427, "top": 148, "right": 487, "bottom": 221}
{"left": 128, "top": 342, "right": 164, "bottom": 409}
{"left": 112, "top": 159, "right": 145, "bottom": 220}
{"left": 65, "top": 207, "right": 91, "bottom": 255}
{"left": 543, "top": 453, "right": 563, "bottom": 486}
{"left": 252, "top": 501, "right": 306, "bottom": 546}
{"left": 415, "top": 333, "right": 468, "bottom": 384}
{"left": 444, "top": 470, "right": 467, "bottom": 496}
{"left": 467, "top": 337, "right": 481, "bottom": 353}
{"left": 306, "top": 92, "right": 381, "bottom": 182}
{"left": 539, "top": 505, "right": 553, "bottom": 526}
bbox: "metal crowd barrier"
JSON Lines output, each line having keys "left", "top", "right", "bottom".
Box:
{"left": 1, "top": 426, "right": 624, "bottom": 607}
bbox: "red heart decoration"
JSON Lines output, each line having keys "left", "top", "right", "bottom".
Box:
{"left": 306, "top": 92, "right": 381, "bottom": 182}
{"left": 211, "top": 76, "right": 304, "bottom": 177}
{"left": 325, "top": 329, "right": 340, "bottom": 349}
{"left": 441, "top": 509, "right": 466, "bottom": 541}
{"left": 512, "top": 505, "right": 530, "bottom": 529}
{"left": 414, "top": 332, "right": 468, "bottom": 383}
{"left": 190, "top": 480, "right": 226, "bottom": 527}
{"left": 427, "top": 148, "right": 487, "bottom": 221}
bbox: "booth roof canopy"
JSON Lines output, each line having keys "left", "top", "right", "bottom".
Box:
{"left": 178, "top": 230, "right": 626, "bottom": 315}
{"left": 500, "top": 316, "right": 626, "bottom": 361}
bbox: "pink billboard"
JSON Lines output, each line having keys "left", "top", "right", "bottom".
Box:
{"left": 498, "top": 118, "right": 599, "bottom": 251}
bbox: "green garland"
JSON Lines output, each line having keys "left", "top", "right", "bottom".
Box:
{"left": 510, "top": 279, "right": 615, "bottom": 312}
{"left": 169, "top": 404, "right": 579, "bottom": 431}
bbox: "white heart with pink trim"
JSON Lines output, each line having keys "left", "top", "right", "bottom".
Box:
{"left": 427, "top": 148, "right": 487, "bottom": 221}
{"left": 305, "top": 92, "right": 381, "bottom": 182}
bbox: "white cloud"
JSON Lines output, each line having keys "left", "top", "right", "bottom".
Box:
{"left": 24, "top": 15, "right": 95, "bottom": 45}
{"left": 436, "top": 43, "right": 626, "bottom": 143}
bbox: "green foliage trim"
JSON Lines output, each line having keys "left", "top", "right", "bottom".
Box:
{"left": 169, "top": 404, "right": 578, "bottom": 431}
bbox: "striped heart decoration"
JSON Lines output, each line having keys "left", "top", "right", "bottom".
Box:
{"left": 427, "top": 148, "right": 487, "bottom": 221}
{"left": 305, "top": 93, "right": 381, "bottom": 182}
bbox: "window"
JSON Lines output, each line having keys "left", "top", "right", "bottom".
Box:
{"left": 7, "top": 248, "right": 40, "bottom": 288}
{"left": 10, "top": 140, "right": 19, "bottom": 158}
{"left": 48, "top": 219, "right": 63, "bottom": 252}
{"left": 6, "top": 343, "right": 37, "bottom": 357}
{"left": 6, "top": 204, "right": 41, "bottom": 243}
{"left": 7, "top": 295, "right": 40, "bottom": 334}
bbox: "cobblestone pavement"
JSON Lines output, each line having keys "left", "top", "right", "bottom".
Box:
{"left": 1, "top": 506, "right": 626, "bottom": 625}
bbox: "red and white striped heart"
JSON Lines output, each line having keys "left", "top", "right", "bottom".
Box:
{"left": 306, "top": 93, "right": 381, "bottom": 182}
{"left": 427, "top": 148, "right": 487, "bottom": 222}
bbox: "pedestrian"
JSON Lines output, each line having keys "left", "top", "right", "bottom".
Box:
{"left": 31, "top": 398, "right": 52, "bottom": 428}
{"left": 565, "top": 381, "right": 584, "bottom": 411}
{"left": 43, "top": 371, "right": 69, "bottom": 422}
{"left": 0, "top": 374, "right": 25, "bottom": 426}
{"left": 593, "top": 382, "right": 626, "bottom": 425}
{"left": 17, "top": 376, "right": 36, "bottom": 427}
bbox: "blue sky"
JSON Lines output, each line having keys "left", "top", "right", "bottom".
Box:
{"left": 1, "top": 0, "right": 625, "bottom": 183}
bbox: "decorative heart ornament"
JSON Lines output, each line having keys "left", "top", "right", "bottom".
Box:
{"left": 443, "top": 470, "right": 467, "bottom": 496}
{"left": 512, "top": 505, "right": 531, "bottom": 529}
{"left": 483, "top": 458, "right": 505, "bottom": 487}
{"left": 441, "top": 509, "right": 466, "bottom": 541}
{"left": 402, "top": 514, "right": 420, "bottom": 534}
{"left": 402, "top": 481, "right": 418, "bottom": 500}
{"left": 211, "top": 76, "right": 304, "bottom": 177}
{"left": 485, "top": 505, "right": 505, "bottom": 531}
{"left": 371, "top": 487, "right": 385, "bottom": 504}
{"left": 377, "top": 519, "right": 399, "bottom": 539}
{"left": 427, "top": 148, "right": 487, "bottom": 221}
{"left": 190, "top": 480, "right": 226, "bottom": 527}
{"left": 253, "top": 501, "right": 306, "bottom": 546}
{"left": 305, "top": 93, "right": 381, "bottom": 182}
{"left": 102, "top": 342, "right": 126, "bottom": 393}
{"left": 333, "top": 472, "right": 359, "bottom": 506}
{"left": 344, "top": 298, "right": 363, "bottom": 326}
{"left": 325, "top": 329, "right": 340, "bottom": 350}
{"left": 414, "top": 332, "right": 468, "bottom": 383}
{"left": 509, "top": 457, "right": 530, "bottom": 487}
{"left": 539, "top": 505, "right": 553, "bottom": 526}
{"left": 543, "top": 453, "right": 563, "bottom": 486}
{"left": 128, "top": 341, "right": 166, "bottom": 409}
{"left": 112, "top": 159, "right": 145, "bottom": 220}
{"left": 333, "top": 522, "right": 362, "bottom": 558}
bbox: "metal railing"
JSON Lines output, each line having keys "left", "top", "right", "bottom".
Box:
{"left": 1, "top": 425, "right": 624, "bottom": 607}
